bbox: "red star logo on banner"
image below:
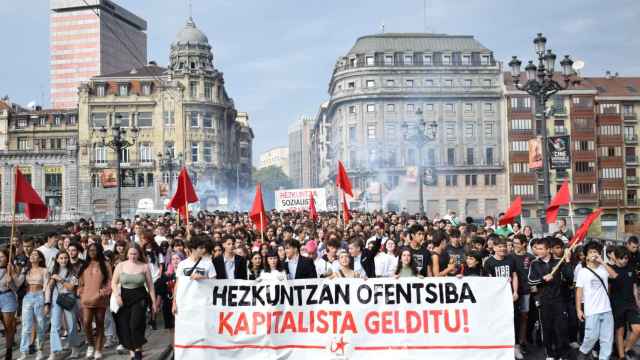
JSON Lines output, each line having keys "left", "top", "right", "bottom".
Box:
{"left": 331, "top": 336, "right": 348, "bottom": 355}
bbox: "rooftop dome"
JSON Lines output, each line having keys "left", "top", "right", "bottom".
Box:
{"left": 174, "top": 17, "right": 209, "bottom": 45}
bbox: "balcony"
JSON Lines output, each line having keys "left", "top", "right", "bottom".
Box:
{"left": 552, "top": 106, "right": 568, "bottom": 117}
{"left": 624, "top": 113, "right": 637, "bottom": 122}
{"left": 625, "top": 135, "right": 639, "bottom": 144}
{"left": 627, "top": 155, "right": 639, "bottom": 165}
{"left": 554, "top": 127, "right": 569, "bottom": 136}
{"left": 628, "top": 198, "right": 639, "bottom": 207}
{"left": 628, "top": 176, "right": 639, "bottom": 186}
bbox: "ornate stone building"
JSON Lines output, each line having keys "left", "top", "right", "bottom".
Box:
{"left": 0, "top": 100, "right": 79, "bottom": 222}
{"left": 313, "top": 33, "right": 507, "bottom": 217}
{"left": 77, "top": 17, "right": 253, "bottom": 221}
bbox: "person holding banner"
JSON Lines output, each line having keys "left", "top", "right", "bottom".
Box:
{"left": 283, "top": 239, "right": 316, "bottom": 280}
{"left": 608, "top": 246, "right": 640, "bottom": 359}
{"left": 328, "top": 250, "right": 361, "bottom": 279}
{"left": 394, "top": 248, "right": 421, "bottom": 278}
{"left": 213, "top": 235, "right": 247, "bottom": 280}
{"left": 173, "top": 236, "right": 216, "bottom": 315}
{"left": 258, "top": 250, "right": 286, "bottom": 281}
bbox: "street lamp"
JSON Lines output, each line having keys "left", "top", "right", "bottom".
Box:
{"left": 157, "top": 149, "right": 183, "bottom": 193}
{"left": 508, "top": 33, "right": 579, "bottom": 233}
{"left": 98, "top": 116, "right": 139, "bottom": 219}
{"left": 402, "top": 108, "right": 438, "bottom": 216}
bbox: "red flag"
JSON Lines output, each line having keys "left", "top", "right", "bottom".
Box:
{"left": 546, "top": 180, "right": 571, "bottom": 224}
{"left": 249, "top": 183, "right": 269, "bottom": 232}
{"left": 14, "top": 168, "right": 48, "bottom": 219}
{"left": 568, "top": 208, "right": 603, "bottom": 247}
{"left": 166, "top": 168, "right": 198, "bottom": 220}
{"left": 336, "top": 161, "right": 353, "bottom": 197}
{"left": 309, "top": 191, "right": 318, "bottom": 222}
{"left": 342, "top": 192, "right": 351, "bottom": 224}
{"left": 498, "top": 196, "right": 522, "bottom": 226}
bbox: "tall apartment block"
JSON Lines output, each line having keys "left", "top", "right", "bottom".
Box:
{"left": 50, "top": 0, "right": 147, "bottom": 109}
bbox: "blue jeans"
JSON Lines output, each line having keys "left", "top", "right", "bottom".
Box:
{"left": 20, "top": 291, "right": 46, "bottom": 353}
{"left": 50, "top": 291, "right": 82, "bottom": 352}
{"left": 580, "top": 311, "right": 614, "bottom": 360}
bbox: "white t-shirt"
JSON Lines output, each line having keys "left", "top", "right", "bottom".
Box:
{"left": 374, "top": 252, "right": 397, "bottom": 277}
{"left": 314, "top": 257, "right": 331, "bottom": 278}
{"left": 576, "top": 265, "right": 611, "bottom": 316}
{"left": 176, "top": 257, "right": 216, "bottom": 281}
{"left": 37, "top": 245, "right": 59, "bottom": 271}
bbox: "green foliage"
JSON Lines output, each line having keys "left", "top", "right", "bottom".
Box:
{"left": 252, "top": 166, "right": 293, "bottom": 210}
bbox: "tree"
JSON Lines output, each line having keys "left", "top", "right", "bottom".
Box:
{"left": 252, "top": 166, "right": 293, "bottom": 210}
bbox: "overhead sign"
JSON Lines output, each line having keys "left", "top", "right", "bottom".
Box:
{"left": 275, "top": 188, "right": 327, "bottom": 212}
{"left": 528, "top": 137, "right": 543, "bottom": 169}
{"left": 175, "top": 277, "right": 515, "bottom": 360}
{"left": 548, "top": 136, "right": 571, "bottom": 169}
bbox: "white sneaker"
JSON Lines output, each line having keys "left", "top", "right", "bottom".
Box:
{"left": 85, "top": 346, "right": 94, "bottom": 358}
{"left": 35, "top": 350, "right": 45, "bottom": 360}
{"left": 514, "top": 345, "right": 524, "bottom": 360}
{"left": 545, "top": 357, "right": 555, "bottom": 360}
{"left": 17, "top": 354, "right": 28, "bottom": 360}
{"left": 116, "top": 345, "right": 126, "bottom": 354}
{"left": 104, "top": 337, "right": 116, "bottom": 348}
{"left": 70, "top": 347, "right": 81, "bottom": 359}
{"left": 93, "top": 351, "right": 102, "bottom": 360}
{"left": 47, "top": 353, "right": 58, "bottom": 360}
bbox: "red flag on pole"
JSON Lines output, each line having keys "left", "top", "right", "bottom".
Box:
{"left": 546, "top": 180, "right": 571, "bottom": 224}
{"left": 309, "top": 191, "right": 318, "bottom": 222}
{"left": 167, "top": 168, "right": 198, "bottom": 221}
{"left": 498, "top": 196, "right": 522, "bottom": 226}
{"left": 342, "top": 192, "right": 351, "bottom": 225}
{"left": 568, "top": 208, "right": 603, "bottom": 247}
{"left": 336, "top": 161, "right": 353, "bottom": 197}
{"left": 15, "top": 168, "right": 48, "bottom": 219}
{"left": 249, "top": 183, "right": 269, "bottom": 232}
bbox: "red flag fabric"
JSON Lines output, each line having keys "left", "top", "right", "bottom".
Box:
{"left": 166, "top": 168, "right": 198, "bottom": 220}
{"left": 14, "top": 168, "right": 48, "bottom": 219}
{"left": 309, "top": 191, "right": 318, "bottom": 222}
{"left": 546, "top": 180, "right": 571, "bottom": 224}
{"left": 498, "top": 196, "right": 522, "bottom": 226}
{"left": 336, "top": 161, "right": 353, "bottom": 197}
{"left": 568, "top": 208, "right": 603, "bottom": 247}
{"left": 249, "top": 183, "right": 269, "bottom": 231}
{"left": 342, "top": 192, "right": 351, "bottom": 225}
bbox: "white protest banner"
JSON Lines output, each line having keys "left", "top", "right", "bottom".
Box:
{"left": 175, "top": 277, "right": 515, "bottom": 360}
{"left": 275, "top": 188, "right": 327, "bottom": 212}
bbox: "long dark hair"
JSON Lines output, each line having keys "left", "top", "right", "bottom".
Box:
{"left": 27, "top": 250, "right": 46, "bottom": 271}
{"left": 264, "top": 250, "right": 283, "bottom": 272}
{"left": 78, "top": 243, "right": 110, "bottom": 286}
{"left": 51, "top": 251, "right": 70, "bottom": 276}
{"left": 128, "top": 243, "right": 148, "bottom": 264}
{"left": 395, "top": 247, "right": 419, "bottom": 276}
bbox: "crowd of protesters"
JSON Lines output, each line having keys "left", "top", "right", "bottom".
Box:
{"left": 0, "top": 209, "right": 638, "bottom": 360}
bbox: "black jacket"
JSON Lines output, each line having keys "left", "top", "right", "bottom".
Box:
{"left": 284, "top": 256, "right": 317, "bottom": 279}
{"left": 350, "top": 239, "right": 382, "bottom": 278}
{"left": 213, "top": 255, "right": 248, "bottom": 280}
{"left": 528, "top": 256, "right": 573, "bottom": 305}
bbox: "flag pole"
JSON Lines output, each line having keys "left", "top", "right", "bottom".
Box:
{"left": 260, "top": 212, "right": 264, "bottom": 243}
{"left": 183, "top": 170, "right": 190, "bottom": 240}
{"left": 569, "top": 202, "right": 577, "bottom": 237}
{"left": 8, "top": 166, "right": 17, "bottom": 267}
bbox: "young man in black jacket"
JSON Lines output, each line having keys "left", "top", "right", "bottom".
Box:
{"left": 528, "top": 237, "right": 573, "bottom": 360}
{"left": 348, "top": 237, "right": 380, "bottom": 279}
{"left": 284, "top": 239, "right": 317, "bottom": 279}
{"left": 213, "top": 234, "right": 248, "bottom": 279}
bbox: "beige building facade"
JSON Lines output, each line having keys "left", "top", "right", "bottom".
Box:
{"left": 259, "top": 147, "right": 289, "bottom": 175}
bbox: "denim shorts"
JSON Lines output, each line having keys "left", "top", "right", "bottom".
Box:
{"left": 0, "top": 291, "right": 17, "bottom": 313}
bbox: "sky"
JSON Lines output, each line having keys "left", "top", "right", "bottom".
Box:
{"left": 1, "top": 0, "right": 639, "bottom": 164}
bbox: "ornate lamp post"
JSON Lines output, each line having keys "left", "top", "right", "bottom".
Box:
{"left": 402, "top": 108, "right": 438, "bottom": 216}
{"left": 508, "top": 33, "right": 579, "bottom": 233}
{"left": 99, "top": 118, "right": 139, "bottom": 219}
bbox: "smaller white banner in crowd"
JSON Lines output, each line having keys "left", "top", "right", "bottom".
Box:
{"left": 275, "top": 188, "right": 327, "bottom": 212}
{"left": 175, "top": 277, "right": 515, "bottom": 360}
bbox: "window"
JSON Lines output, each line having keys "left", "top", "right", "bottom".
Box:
{"left": 348, "top": 105, "right": 357, "bottom": 114}
{"left": 447, "top": 148, "right": 455, "bottom": 165}
{"left": 204, "top": 143, "right": 212, "bottom": 162}
{"left": 91, "top": 113, "right": 107, "bottom": 128}
{"left": 423, "top": 55, "right": 432, "bottom": 65}
{"left": 464, "top": 79, "right": 472, "bottom": 88}
{"left": 96, "top": 85, "right": 105, "bottom": 97}
{"left": 164, "top": 142, "right": 175, "bottom": 158}
{"left": 139, "top": 143, "right": 153, "bottom": 162}
{"left": 444, "top": 79, "right": 453, "bottom": 87}
{"left": 407, "top": 104, "right": 415, "bottom": 112}
{"left": 425, "top": 103, "right": 434, "bottom": 111}
{"left": 17, "top": 137, "right": 30, "bottom": 150}
{"left": 146, "top": 173, "right": 154, "bottom": 187}
{"left": 191, "top": 143, "right": 198, "bottom": 162}
{"left": 141, "top": 83, "right": 151, "bottom": 96}
{"left": 624, "top": 104, "right": 634, "bottom": 115}
{"left": 511, "top": 162, "right": 529, "bottom": 173}
{"left": 483, "top": 79, "right": 492, "bottom": 87}
{"left": 53, "top": 115, "right": 62, "bottom": 126}
{"left": 386, "top": 79, "right": 395, "bottom": 87}
{"left": 91, "top": 174, "right": 99, "bottom": 188}
{"left": 347, "top": 81, "right": 355, "bottom": 89}
{"left": 575, "top": 140, "right": 595, "bottom": 151}
{"left": 137, "top": 112, "right": 152, "bottom": 127}
{"left": 512, "top": 184, "right": 534, "bottom": 196}
{"left": 349, "top": 58, "right": 356, "bottom": 67}
{"left": 366, "top": 104, "right": 376, "bottom": 113}
{"left": 486, "top": 147, "right": 494, "bottom": 164}
{"left": 424, "top": 79, "right": 434, "bottom": 87}
{"left": 385, "top": 123, "right": 396, "bottom": 140}
{"left": 511, "top": 141, "right": 529, "bottom": 152}
{"left": 94, "top": 144, "right": 107, "bottom": 163}
{"left": 484, "top": 103, "right": 494, "bottom": 112}
{"left": 204, "top": 83, "right": 212, "bottom": 100}
{"left": 67, "top": 115, "right": 77, "bottom": 125}
{"left": 163, "top": 111, "right": 175, "bottom": 126}
{"left": 367, "top": 125, "right": 376, "bottom": 139}
{"left": 190, "top": 112, "right": 199, "bottom": 127}
{"left": 366, "top": 56, "right": 374, "bottom": 66}
{"left": 137, "top": 173, "right": 145, "bottom": 187}
{"left": 427, "top": 148, "right": 436, "bottom": 165}
{"left": 575, "top": 161, "right": 595, "bottom": 173}
{"left": 443, "top": 55, "right": 451, "bottom": 65}
{"left": 464, "top": 123, "right": 475, "bottom": 138}
{"left": 554, "top": 119, "right": 566, "bottom": 134}
{"left": 462, "top": 55, "right": 471, "bottom": 65}
{"left": 599, "top": 103, "right": 620, "bottom": 114}
{"left": 15, "top": 118, "right": 28, "bottom": 128}
{"left": 386, "top": 104, "right": 395, "bottom": 112}
{"left": 445, "top": 175, "right": 458, "bottom": 186}
{"left": 203, "top": 113, "right": 213, "bottom": 128}
{"left": 120, "top": 147, "right": 129, "bottom": 164}
{"left": 466, "top": 148, "right": 474, "bottom": 165}
{"left": 599, "top": 125, "right": 621, "bottom": 136}
{"left": 384, "top": 55, "right": 394, "bottom": 65}
{"left": 49, "top": 138, "right": 62, "bottom": 150}
{"left": 190, "top": 81, "right": 198, "bottom": 98}
{"left": 465, "top": 174, "right": 477, "bottom": 186}
{"left": 484, "top": 122, "right": 494, "bottom": 137}
{"left": 405, "top": 79, "right": 414, "bottom": 87}
{"left": 366, "top": 80, "right": 376, "bottom": 88}
{"left": 444, "top": 103, "right": 454, "bottom": 112}
{"left": 114, "top": 112, "right": 129, "bottom": 127}
{"left": 118, "top": 84, "right": 128, "bottom": 96}
{"left": 481, "top": 55, "right": 490, "bottom": 65}
{"left": 464, "top": 103, "right": 473, "bottom": 112}
{"left": 404, "top": 55, "right": 413, "bottom": 65}
{"left": 511, "top": 119, "right": 532, "bottom": 130}
{"left": 576, "top": 183, "right": 596, "bottom": 194}
{"left": 511, "top": 97, "right": 531, "bottom": 109}
{"left": 624, "top": 126, "right": 636, "bottom": 139}
{"left": 446, "top": 123, "right": 455, "bottom": 139}
{"left": 600, "top": 168, "right": 623, "bottom": 179}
